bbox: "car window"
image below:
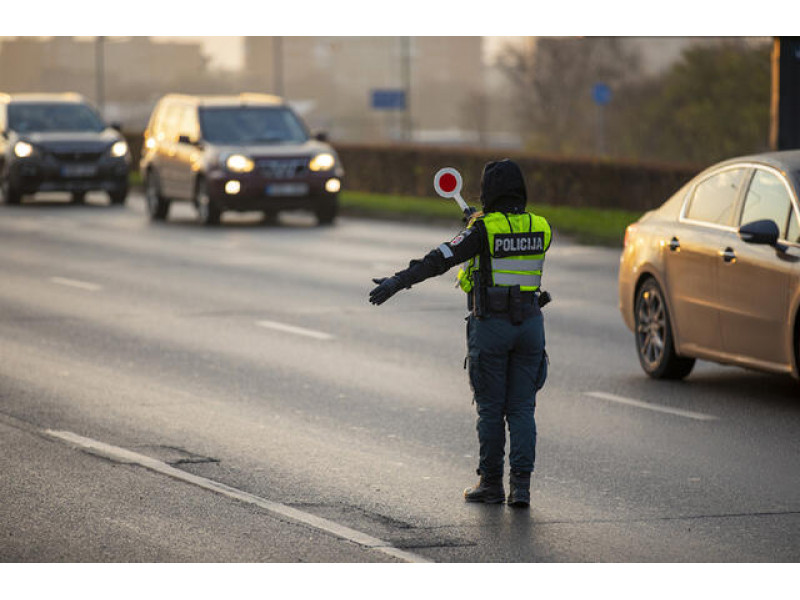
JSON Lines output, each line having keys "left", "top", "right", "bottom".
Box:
{"left": 685, "top": 168, "right": 746, "bottom": 226}
{"left": 740, "top": 169, "right": 794, "bottom": 238}
{"left": 8, "top": 102, "right": 105, "bottom": 133}
{"left": 787, "top": 209, "right": 800, "bottom": 244}
{"left": 199, "top": 107, "right": 308, "bottom": 145}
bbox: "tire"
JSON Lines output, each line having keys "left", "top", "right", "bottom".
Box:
{"left": 71, "top": 192, "right": 86, "bottom": 204}
{"left": 1, "top": 178, "right": 21, "bottom": 205}
{"left": 315, "top": 197, "right": 338, "bottom": 226}
{"left": 109, "top": 188, "right": 128, "bottom": 206}
{"left": 145, "top": 170, "right": 170, "bottom": 221}
{"left": 194, "top": 178, "right": 221, "bottom": 226}
{"left": 634, "top": 277, "right": 695, "bottom": 380}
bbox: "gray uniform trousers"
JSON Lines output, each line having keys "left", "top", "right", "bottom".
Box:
{"left": 466, "top": 310, "right": 547, "bottom": 478}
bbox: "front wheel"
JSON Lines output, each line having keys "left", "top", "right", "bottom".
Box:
{"left": 195, "top": 178, "right": 221, "bottom": 226}
{"left": 1, "top": 178, "right": 22, "bottom": 205}
{"left": 315, "top": 196, "right": 338, "bottom": 226}
{"left": 634, "top": 278, "right": 695, "bottom": 380}
{"left": 109, "top": 187, "right": 128, "bottom": 206}
{"left": 145, "top": 170, "right": 170, "bottom": 221}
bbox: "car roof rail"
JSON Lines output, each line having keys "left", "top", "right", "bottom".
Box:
{"left": 239, "top": 92, "right": 284, "bottom": 105}
{"left": 3, "top": 92, "right": 86, "bottom": 103}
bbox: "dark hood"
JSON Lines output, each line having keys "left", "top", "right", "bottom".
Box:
{"left": 479, "top": 159, "right": 527, "bottom": 213}
{"left": 22, "top": 129, "right": 120, "bottom": 154}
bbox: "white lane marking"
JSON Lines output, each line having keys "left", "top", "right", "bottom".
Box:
{"left": 583, "top": 391, "right": 719, "bottom": 422}
{"left": 50, "top": 277, "right": 102, "bottom": 292}
{"left": 45, "top": 429, "right": 430, "bottom": 563}
{"left": 256, "top": 320, "right": 334, "bottom": 341}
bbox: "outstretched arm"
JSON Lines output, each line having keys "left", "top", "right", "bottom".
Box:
{"left": 369, "top": 223, "right": 485, "bottom": 306}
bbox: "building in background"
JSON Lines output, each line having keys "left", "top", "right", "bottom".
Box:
{"left": 0, "top": 37, "right": 209, "bottom": 126}
{"left": 243, "top": 37, "right": 485, "bottom": 144}
{"left": 0, "top": 36, "right": 766, "bottom": 153}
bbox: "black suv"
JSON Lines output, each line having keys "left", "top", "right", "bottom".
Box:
{"left": 140, "top": 93, "right": 344, "bottom": 226}
{"left": 0, "top": 93, "right": 130, "bottom": 205}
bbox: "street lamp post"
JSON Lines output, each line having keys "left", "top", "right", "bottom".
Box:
{"left": 273, "top": 36, "right": 284, "bottom": 97}
{"left": 401, "top": 36, "right": 412, "bottom": 142}
{"left": 95, "top": 36, "right": 105, "bottom": 118}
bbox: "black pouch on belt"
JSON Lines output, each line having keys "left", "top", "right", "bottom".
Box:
{"left": 486, "top": 287, "right": 509, "bottom": 313}
{"left": 509, "top": 285, "right": 524, "bottom": 325}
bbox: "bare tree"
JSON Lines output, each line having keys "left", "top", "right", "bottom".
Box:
{"left": 460, "top": 90, "right": 490, "bottom": 146}
{"left": 497, "top": 37, "right": 640, "bottom": 155}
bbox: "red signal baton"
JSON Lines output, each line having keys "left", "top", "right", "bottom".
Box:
{"left": 433, "top": 167, "right": 471, "bottom": 216}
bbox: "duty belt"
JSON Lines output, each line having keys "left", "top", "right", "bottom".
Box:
{"left": 469, "top": 286, "right": 540, "bottom": 324}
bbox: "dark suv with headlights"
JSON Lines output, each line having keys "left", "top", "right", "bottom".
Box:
{"left": 0, "top": 93, "right": 130, "bottom": 205}
{"left": 140, "top": 93, "right": 344, "bottom": 226}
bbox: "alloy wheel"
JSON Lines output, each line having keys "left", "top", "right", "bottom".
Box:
{"left": 636, "top": 285, "right": 666, "bottom": 370}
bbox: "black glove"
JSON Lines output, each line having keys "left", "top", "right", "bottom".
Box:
{"left": 463, "top": 206, "right": 478, "bottom": 224}
{"left": 369, "top": 276, "right": 403, "bottom": 306}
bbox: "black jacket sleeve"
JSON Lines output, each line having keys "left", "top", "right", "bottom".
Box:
{"left": 392, "top": 221, "right": 486, "bottom": 289}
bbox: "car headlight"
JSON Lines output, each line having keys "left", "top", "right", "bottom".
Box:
{"left": 226, "top": 154, "right": 255, "bottom": 173}
{"left": 309, "top": 153, "right": 335, "bottom": 172}
{"left": 110, "top": 140, "right": 128, "bottom": 158}
{"left": 14, "top": 141, "right": 33, "bottom": 158}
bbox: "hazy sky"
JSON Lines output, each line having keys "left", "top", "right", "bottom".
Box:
{"left": 154, "top": 36, "right": 522, "bottom": 71}
{"left": 153, "top": 36, "right": 243, "bottom": 70}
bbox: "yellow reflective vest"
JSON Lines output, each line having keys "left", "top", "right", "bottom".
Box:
{"left": 457, "top": 212, "right": 551, "bottom": 294}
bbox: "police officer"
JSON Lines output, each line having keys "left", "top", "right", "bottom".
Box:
{"left": 369, "top": 159, "right": 550, "bottom": 507}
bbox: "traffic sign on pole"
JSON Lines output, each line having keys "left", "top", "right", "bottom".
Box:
{"left": 371, "top": 89, "right": 407, "bottom": 110}
{"left": 592, "top": 83, "right": 612, "bottom": 106}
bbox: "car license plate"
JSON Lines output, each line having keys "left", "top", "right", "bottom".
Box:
{"left": 61, "top": 164, "right": 98, "bottom": 177}
{"left": 266, "top": 183, "right": 309, "bottom": 197}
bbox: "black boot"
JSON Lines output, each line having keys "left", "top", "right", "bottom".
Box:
{"left": 464, "top": 471, "right": 505, "bottom": 503}
{"left": 507, "top": 471, "right": 531, "bottom": 507}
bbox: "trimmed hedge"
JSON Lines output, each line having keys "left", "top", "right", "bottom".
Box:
{"left": 334, "top": 143, "right": 704, "bottom": 212}
{"left": 123, "top": 133, "right": 702, "bottom": 212}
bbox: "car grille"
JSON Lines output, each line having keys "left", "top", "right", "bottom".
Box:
{"left": 50, "top": 150, "right": 104, "bottom": 163}
{"left": 255, "top": 157, "right": 309, "bottom": 179}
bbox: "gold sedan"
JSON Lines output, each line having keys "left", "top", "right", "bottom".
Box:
{"left": 619, "top": 151, "right": 800, "bottom": 380}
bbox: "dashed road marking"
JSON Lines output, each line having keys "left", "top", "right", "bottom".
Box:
{"left": 44, "top": 429, "right": 430, "bottom": 563}
{"left": 584, "top": 391, "right": 719, "bottom": 422}
{"left": 50, "top": 277, "right": 102, "bottom": 292}
{"left": 256, "top": 320, "right": 334, "bottom": 341}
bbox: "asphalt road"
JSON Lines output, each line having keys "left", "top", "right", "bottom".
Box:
{"left": 0, "top": 191, "right": 798, "bottom": 563}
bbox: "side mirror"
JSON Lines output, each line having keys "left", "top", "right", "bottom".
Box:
{"left": 177, "top": 134, "right": 193, "bottom": 145}
{"left": 739, "top": 219, "right": 780, "bottom": 246}
{"left": 314, "top": 131, "right": 328, "bottom": 143}
{"left": 110, "top": 122, "right": 123, "bottom": 132}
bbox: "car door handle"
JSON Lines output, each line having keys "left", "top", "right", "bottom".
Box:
{"left": 721, "top": 247, "right": 736, "bottom": 263}
{"left": 669, "top": 237, "right": 680, "bottom": 251}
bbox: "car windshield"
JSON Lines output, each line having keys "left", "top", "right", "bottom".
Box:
{"left": 199, "top": 107, "right": 308, "bottom": 145}
{"left": 8, "top": 103, "right": 106, "bottom": 133}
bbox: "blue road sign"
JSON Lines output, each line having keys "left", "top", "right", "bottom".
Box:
{"left": 371, "top": 89, "right": 406, "bottom": 110}
{"left": 592, "top": 83, "right": 612, "bottom": 106}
